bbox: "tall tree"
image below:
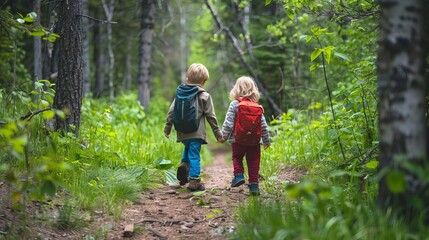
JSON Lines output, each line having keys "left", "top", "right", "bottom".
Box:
{"left": 53, "top": 0, "right": 83, "bottom": 135}
{"left": 92, "top": 8, "right": 105, "bottom": 98}
{"left": 82, "top": 0, "right": 90, "bottom": 96}
{"left": 377, "top": 0, "right": 428, "bottom": 215}
{"left": 137, "top": 0, "right": 155, "bottom": 109}
{"left": 101, "top": 0, "right": 115, "bottom": 100}
{"left": 33, "top": 0, "right": 42, "bottom": 81}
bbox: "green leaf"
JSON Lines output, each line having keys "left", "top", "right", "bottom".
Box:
{"left": 386, "top": 170, "right": 406, "bottom": 194}
{"left": 265, "top": 0, "right": 272, "bottom": 5}
{"left": 43, "top": 110, "right": 55, "bottom": 120}
{"left": 310, "top": 48, "right": 322, "bottom": 62}
{"left": 365, "top": 160, "right": 379, "bottom": 169}
{"left": 41, "top": 180, "right": 56, "bottom": 197}
{"left": 334, "top": 51, "right": 351, "bottom": 61}
{"left": 164, "top": 169, "right": 178, "bottom": 185}
{"left": 29, "top": 12, "right": 37, "bottom": 19}
{"left": 16, "top": 18, "right": 25, "bottom": 24}
{"left": 23, "top": 16, "right": 35, "bottom": 23}
{"left": 30, "top": 31, "right": 46, "bottom": 37}
{"left": 323, "top": 46, "right": 335, "bottom": 64}
{"left": 192, "top": 190, "right": 206, "bottom": 197}
{"left": 309, "top": 64, "right": 318, "bottom": 71}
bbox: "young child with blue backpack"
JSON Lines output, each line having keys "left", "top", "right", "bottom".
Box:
{"left": 221, "top": 76, "right": 270, "bottom": 196}
{"left": 164, "top": 63, "right": 223, "bottom": 191}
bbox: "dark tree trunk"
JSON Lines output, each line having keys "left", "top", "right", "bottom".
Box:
{"left": 377, "top": 0, "right": 428, "bottom": 215}
{"left": 137, "top": 0, "right": 155, "bottom": 110}
{"left": 53, "top": 0, "right": 83, "bottom": 135}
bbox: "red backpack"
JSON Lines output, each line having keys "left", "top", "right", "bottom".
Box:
{"left": 234, "top": 97, "right": 264, "bottom": 146}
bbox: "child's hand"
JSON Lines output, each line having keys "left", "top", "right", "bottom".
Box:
{"left": 263, "top": 143, "right": 270, "bottom": 149}
{"left": 217, "top": 137, "right": 224, "bottom": 143}
{"left": 164, "top": 132, "right": 170, "bottom": 138}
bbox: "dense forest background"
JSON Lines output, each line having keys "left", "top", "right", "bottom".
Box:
{"left": 0, "top": 0, "right": 428, "bottom": 239}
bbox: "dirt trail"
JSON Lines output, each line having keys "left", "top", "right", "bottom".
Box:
{"left": 108, "top": 146, "right": 248, "bottom": 240}
{"left": 0, "top": 146, "right": 304, "bottom": 239}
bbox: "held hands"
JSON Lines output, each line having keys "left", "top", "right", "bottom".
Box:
{"left": 263, "top": 143, "right": 270, "bottom": 149}
{"left": 217, "top": 137, "right": 225, "bottom": 143}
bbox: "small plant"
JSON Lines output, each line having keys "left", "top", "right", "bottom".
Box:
{"left": 55, "top": 204, "right": 86, "bottom": 230}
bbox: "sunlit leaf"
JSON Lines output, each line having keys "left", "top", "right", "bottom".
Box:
{"left": 43, "top": 110, "right": 55, "bottom": 120}
{"left": 310, "top": 48, "right": 322, "bottom": 62}
{"left": 365, "top": 160, "right": 379, "bottom": 169}
{"left": 386, "top": 170, "right": 405, "bottom": 194}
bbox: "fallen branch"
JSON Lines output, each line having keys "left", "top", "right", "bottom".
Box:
{"left": 148, "top": 228, "right": 167, "bottom": 240}
{"left": 208, "top": 215, "right": 226, "bottom": 228}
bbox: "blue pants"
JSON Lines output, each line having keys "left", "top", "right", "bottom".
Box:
{"left": 181, "top": 139, "right": 202, "bottom": 179}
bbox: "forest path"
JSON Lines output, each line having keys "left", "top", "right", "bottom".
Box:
{"left": 107, "top": 146, "right": 305, "bottom": 239}
{"left": 108, "top": 146, "right": 247, "bottom": 240}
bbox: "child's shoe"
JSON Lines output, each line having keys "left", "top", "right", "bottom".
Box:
{"left": 230, "top": 174, "right": 245, "bottom": 188}
{"left": 177, "top": 162, "right": 189, "bottom": 186}
{"left": 187, "top": 178, "right": 205, "bottom": 191}
{"left": 249, "top": 183, "right": 260, "bottom": 196}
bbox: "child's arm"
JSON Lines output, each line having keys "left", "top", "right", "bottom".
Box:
{"left": 203, "top": 95, "right": 223, "bottom": 140}
{"left": 261, "top": 115, "right": 270, "bottom": 149}
{"left": 164, "top": 101, "right": 175, "bottom": 138}
{"left": 221, "top": 101, "right": 237, "bottom": 142}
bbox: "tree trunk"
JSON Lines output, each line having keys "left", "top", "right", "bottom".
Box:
{"left": 179, "top": 3, "right": 187, "bottom": 83}
{"left": 123, "top": 37, "right": 132, "bottom": 91}
{"left": 53, "top": 0, "right": 83, "bottom": 135}
{"left": 82, "top": 0, "right": 90, "bottom": 96}
{"left": 93, "top": 10, "right": 105, "bottom": 98}
{"left": 137, "top": 0, "right": 155, "bottom": 109}
{"left": 41, "top": 3, "right": 57, "bottom": 80}
{"left": 102, "top": 0, "right": 115, "bottom": 100}
{"left": 377, "top": 0, "right": 428, "bottom": 214}
{"left": 33, "top": 0, "right": 42, "bottom": 82}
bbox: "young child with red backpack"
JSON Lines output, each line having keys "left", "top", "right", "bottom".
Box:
{"left": 221, "top": 76, "right": 270, "bottom": 196}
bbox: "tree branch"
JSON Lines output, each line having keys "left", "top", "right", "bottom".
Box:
{"left": 205, "top": 0, "right": 283, "bottom": 116}
{"left": 77, "top": 14, "right": 118, "bottom": 24}
{"left": 20, "top": 107, "right": 52, "bottom": 121}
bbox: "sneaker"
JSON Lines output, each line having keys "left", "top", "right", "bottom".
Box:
{"left": 177, "top": 162, "right": 189, "bottom": 186}
{"left": 249, "top": 183, "right": 260, "bottom": 196}
{"left": 187, "top": 178, "right": 205, "bottom": 191}
{"left": 230, "top": 174, "right": 245, "bottom": 188}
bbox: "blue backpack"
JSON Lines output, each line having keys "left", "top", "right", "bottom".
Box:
{"left": 173, "top": 84, "right": 204, "bottom": 133}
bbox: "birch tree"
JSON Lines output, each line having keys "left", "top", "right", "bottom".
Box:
{"left": 377, "top": 0, "right": 428, "bottom": 214}
{"left": 137, "top": 0, "right": 155, "bottom": 109}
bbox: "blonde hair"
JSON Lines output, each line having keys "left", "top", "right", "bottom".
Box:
{"left": 230, "top": 76, "right": 260, "bottom": 102}
{"left": 186, "top": 63, "right": 209, "bottom": 84}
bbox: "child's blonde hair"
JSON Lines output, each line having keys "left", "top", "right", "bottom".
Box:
{"left": 230, "top": 76, "right": 260, "bottom": 102}
{"left": 186, "top": 63, "right": 209, "bottom": 85}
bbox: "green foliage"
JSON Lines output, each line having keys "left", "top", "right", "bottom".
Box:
{"left": 232, "top": 181, "right": 429, "bottom": 240}
{"left": 55, "top": 204, "right": 87, "bottom": 230}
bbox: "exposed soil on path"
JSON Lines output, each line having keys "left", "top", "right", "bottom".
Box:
{"left": 107, "top": 146, "right": 248, "bottom": 240}
{"left": 0, "top": 146, "right": 305, "bottom": 239}
{"left": 106, "top": 146, "right": 305, "bottom": 240}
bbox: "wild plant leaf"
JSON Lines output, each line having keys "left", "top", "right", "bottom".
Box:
{"left": 41, "top": 180, "right": 56, "bottom": 197}
{"left": 386, "top": 170, "right": 405, "bottom": 194}
{"left": 192, "top": 190, "right": 206, "bottom": 197}
{"left": 164, "top": 169, "right": 178, "bottom": 185}
{"left": 365, "top": 160, "right": 379, "bottom": 169}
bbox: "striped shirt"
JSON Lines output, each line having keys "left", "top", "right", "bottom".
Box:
{"left": 221, "top": 100, "right": 270, "bottom": 144}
